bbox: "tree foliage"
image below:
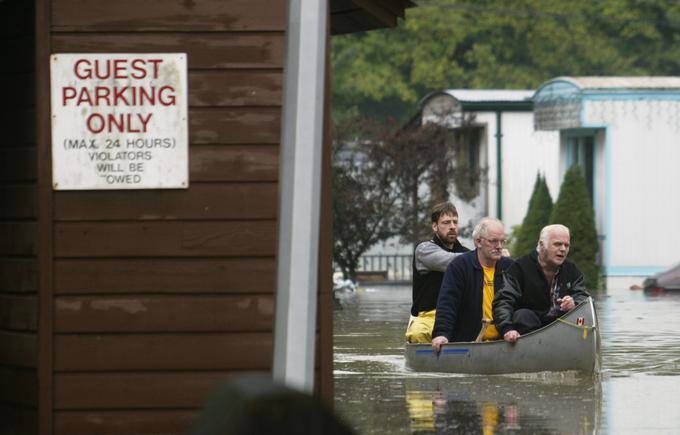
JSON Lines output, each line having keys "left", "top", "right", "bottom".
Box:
{"left": 550, "top": 165, "right": 599, "bottom": 290}
{"left": 332, "top": 119, "right": 397, "bottom": 280}
{"left": 332, "top": 0, "right": 680, "bottom": 122}
{"left": 512, "top": 173, "right": 553, "bottom": 257}
{"left": 379, "top": 122, "right": 456, "bottom": 247}
{"left": 332, "top": 117, "right": 480, "bottom": 276}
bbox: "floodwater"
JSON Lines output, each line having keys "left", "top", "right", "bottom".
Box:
{"left": 333, "top": 285, "right": 680, "bottom": 434}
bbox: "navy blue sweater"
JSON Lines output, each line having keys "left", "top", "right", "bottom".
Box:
{"left": 432, "top": 250, "right": 513, "bottom": 342}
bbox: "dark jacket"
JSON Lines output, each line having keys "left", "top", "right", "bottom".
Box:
{"left": 411, "top": 237, "right": 468, "bottom": 316}
{"left": 493, "top": 250, "right": 591, "bottom": 336}
{"left": 432, "top": 250, "right": 513, "bottom": 342}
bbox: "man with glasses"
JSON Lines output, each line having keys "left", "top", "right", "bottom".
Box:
{"left": 493, "top": 224, "right": 590, "bottom": 343}
{"left": 431, "top": 217, "right": 512, "bottom": 352}
{"left": 406, "top": 202, "right": 469, "bottom": 343}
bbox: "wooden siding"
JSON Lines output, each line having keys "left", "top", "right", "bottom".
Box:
{"left": 54, "top": 295, "right": 275, "bottom": 332}
{"left": 53, "top": 221, "right": 277, "bottom": 257}
{"left": 46, "top": 0, "right": 285, "bottom": 432}
{"left": 0, "top": 185, "right": 37, "bottom": 219}
{"left": 0, "top": 404, "right": 37, "bottom": 435}
{"left": 0, "top": 331, "right": 38, "bottom": 367}
{"left": 54, "top": 183, "right": 278, "bottom": 221}
{"left": 0, "top": 295, "right": 39, "bottom": 331}
{"left": 53, "top": 258, "right": 276, "bottom": 294}
{"left": 191, "top": 144, "right": 279, "bottom": 182}
{"left": 189, "top": 71, "right": 282, "bottom": 107}
{"left": 54, "top": 410, "right": 194, "bottom": 435}
{"left": 52, "top": 0, "right": 286, "bottom": 32}
{"left": 0, "top": 367, "right": 38, "bottom": 406}
{"left": 0, "top": 0, "right": 414, "bottom": 431}
{"left": 54, "top": 333, "right": 273, "bottom": 371}
{"left": 51, "top": 34, "right": 285, "bottom": 69}
{"left": 0, "top": 222, "right": 37, "bottom": 256}
{"left": 0, "top": 259, "right": 38, "bottom": 293}
{"left": 50, "top": 370, "right": 266, "bottom": 434}
{"left": 0, "top": 148, "right": 37, "bottom": 183}
{"left": 53, "top": 371, "right": 268, "bottom": 409}
{"left": 0, "top": 1, "right": 39, "bottom": 434}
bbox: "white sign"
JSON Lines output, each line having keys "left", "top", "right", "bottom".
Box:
{"left": 50, "top": 53, "right": 189, "bottom": 190}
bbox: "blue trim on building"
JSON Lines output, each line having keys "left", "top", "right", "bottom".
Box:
{"left": 580, "top": 123, "right": 610, "bottom": 270}
{"left": 583, "top": 91, "right": 680, "bottom": 101}
{"left": 533, "top": 79, "right": 581, "bottom": 100}
{"left": 535, "top": 77, "right": 680, "bottom": 102}
{"left": 566, "top": 136, "right": 574, "bottom": 167}
{"left": 593, "top": 132, "right": 600, "bottom": 252}
{"left": 605, "top": 266, "right": 665, "bottom": 276}
{"left": 566, "top": 128, "right": 599, "bottom": 137}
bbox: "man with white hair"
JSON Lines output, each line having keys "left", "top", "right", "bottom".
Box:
{"left": 493, "top": 224, "right": 590, "bottom": 343}
{"left": 431, "top": 217, "right": 513, "bottom": 353}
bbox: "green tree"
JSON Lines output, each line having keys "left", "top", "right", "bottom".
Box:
{"left": 549, "top": 165, "right": 599, "bottom": 290}
{"left": 512, "top": 173, "right": 553, "bottom": 257}
{"left": 332, "top": 0, "right": 680, "bottom": 123}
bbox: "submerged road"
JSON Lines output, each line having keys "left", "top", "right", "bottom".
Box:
{"left": 334, "top": 285, "right": 680, "bottom": 434}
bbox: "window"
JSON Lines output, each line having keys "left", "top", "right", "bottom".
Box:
{"left": 450, "top": 126, "right": 483, "bottom": 201}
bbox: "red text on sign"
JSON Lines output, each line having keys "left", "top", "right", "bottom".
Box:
{"left": 74, "top": 58, "right": 163, "bottom": 80}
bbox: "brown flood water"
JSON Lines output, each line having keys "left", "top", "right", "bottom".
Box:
{"left": 334, "top": 285, "right": 680, "bottom": 434}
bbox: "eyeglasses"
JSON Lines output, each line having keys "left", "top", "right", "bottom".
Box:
{"left": 481, "top": 238, "right": 507, "bottom": 246}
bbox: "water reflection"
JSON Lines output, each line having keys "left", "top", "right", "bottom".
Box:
{"left": 334, "top": 286, "right": 680, "bottom": 434}
{"left": 404, "top": 375, "right": 600, "bottom": 434}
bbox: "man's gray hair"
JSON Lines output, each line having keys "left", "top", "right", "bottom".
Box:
{"left": 538, "top": 224, "right": 570, "bottom": 247}
{"left": 472, "top": 217, "right": 504, "bottom": 240}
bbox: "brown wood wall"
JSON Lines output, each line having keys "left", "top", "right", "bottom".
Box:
{"left": 45, "top": 0, "right": 288, "bottom": 433}
{"left": 0, "top": 0, "right": 366, "bottom": 432}
{"left": 0, "top": 1, "right": 39, "bottom": 434}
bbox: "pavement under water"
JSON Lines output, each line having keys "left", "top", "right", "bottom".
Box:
{"left": 333, "top": 285, "right": 680, "bottom": 434}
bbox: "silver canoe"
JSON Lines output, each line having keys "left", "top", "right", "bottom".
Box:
{"left": 404, "top": 297, "right": 600, "bottom": 374}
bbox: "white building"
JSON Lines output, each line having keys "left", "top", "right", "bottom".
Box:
{"left": 534, "top": 76, "right": 680, "bottom": 289}
{"left": 363, "top": 89, "right": 562, "bottom": 273}
{"left": 419, "top": 89, "right": 561, "bottom": 240}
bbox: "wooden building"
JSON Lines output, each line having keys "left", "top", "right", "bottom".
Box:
{"left": 0, "top": 1, "right": 413, "bottom": 433}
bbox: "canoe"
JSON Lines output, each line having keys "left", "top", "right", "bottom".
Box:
{"left": 404, "top": 297, "right": 600, "bottom": 374}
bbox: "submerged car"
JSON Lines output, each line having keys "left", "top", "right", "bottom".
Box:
{"left": 643, "top": 262, "right": 680, "bottom": 293}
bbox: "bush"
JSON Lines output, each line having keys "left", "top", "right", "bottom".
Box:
{"left": 512, "top": 173, "right": 553, "bottom": 257}
{"left": 549, "top": 165, "right": 599, "bottom": 290}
